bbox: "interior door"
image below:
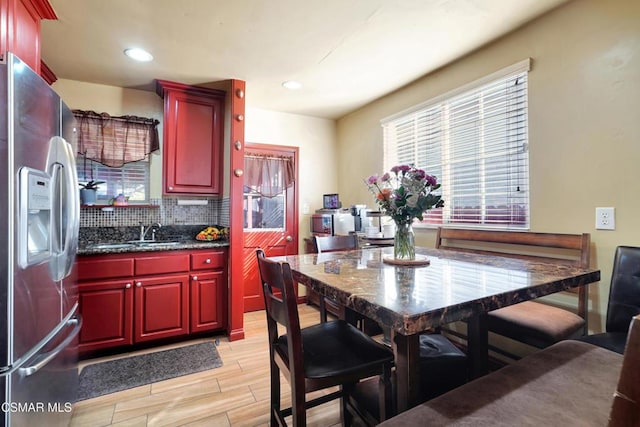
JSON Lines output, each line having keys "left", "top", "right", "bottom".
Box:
{"left": 242, "top": 144, "right": 298, "bottom": 312}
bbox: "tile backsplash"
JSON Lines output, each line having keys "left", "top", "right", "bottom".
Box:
{"left": 80, "top": 197, "right": 230, "bottom": 228}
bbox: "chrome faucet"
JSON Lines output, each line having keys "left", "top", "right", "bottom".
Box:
{"left": 139, "top": 222, "right": 162, "bottom": 241}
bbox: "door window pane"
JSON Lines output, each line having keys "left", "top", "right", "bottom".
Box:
{"left": 243, "top": 192, "right": 286, "bottom": 230}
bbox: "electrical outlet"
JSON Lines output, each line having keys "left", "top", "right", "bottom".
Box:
{"left": 595, "top": 207, "right": 615, "bottom": 230}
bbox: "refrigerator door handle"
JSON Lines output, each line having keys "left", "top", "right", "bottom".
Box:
{"left": 50, "top": 162, "right": 63, "bottom": 253}
{"left": 48, "top": 136, "right": 80, "bottom": 280}
{"left": 60, "top": 136, "right": 80, "bottom": 277}
{"left": 17, "top": 314, "right": 82, "bottom": 377}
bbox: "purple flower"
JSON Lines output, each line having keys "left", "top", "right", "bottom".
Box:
{"left": 390, "top": 164, "right": 411, "bottom": 174}
{"left": 425, "top": 174, "right": 437, "bottom": 186}
{"left": 366, "top": 175, "right": 378, "bottom": 185}
{"left": 380, "top": 172, "right": 391, "bottom": 182}
{"left": 413, "top": 169, "right": 426, "bottom": 180}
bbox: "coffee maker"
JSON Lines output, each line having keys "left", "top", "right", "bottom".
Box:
{"left": 350, "top": 204, "right": 369, "bottom": 232}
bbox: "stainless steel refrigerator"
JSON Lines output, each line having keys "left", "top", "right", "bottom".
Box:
{"left": 0, "top": 53, "right": 81, "bottom": 426}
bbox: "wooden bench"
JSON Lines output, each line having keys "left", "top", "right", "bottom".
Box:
{"left": 435, "top": 228, "right": 591, "bottom": 355}
{"left": 380, "top": 315, "right": 640, "bottom": 426}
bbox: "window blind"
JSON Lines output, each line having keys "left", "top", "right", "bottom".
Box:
{"left": 382, "top": 60, "right": 530, "bottom": 229}
{"left": 78, "top": 156, "right": 150, "bottom": 202}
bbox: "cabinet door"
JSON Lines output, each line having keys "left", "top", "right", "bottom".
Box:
{"left": 134, "top": 274, "right": 189, "bottom": 342}
{"left": 0, "top": 0, "right": 55, "bottom": 75}
{"left": 162, "top": 88, "right": 224, "bottom": 195}
{"left": 78, "top": 279, "right": 134, "bottom": 353}
{"left": 190, "top": 271, "right": 226, "bottom": 333}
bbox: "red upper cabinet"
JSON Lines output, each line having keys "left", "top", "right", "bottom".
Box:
{"left": 156, "top": 80, "right": 225, "bottom": 195}
{"left": 0, "top": 0, "right": 57, "bottom": 75}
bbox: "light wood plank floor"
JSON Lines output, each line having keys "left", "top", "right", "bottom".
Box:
{"left": 71, "top": 304, "right": 344, "bottom": 427}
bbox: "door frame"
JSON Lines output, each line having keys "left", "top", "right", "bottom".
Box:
{"left": 242, "top": 142, "right": 299, "bottom": 311}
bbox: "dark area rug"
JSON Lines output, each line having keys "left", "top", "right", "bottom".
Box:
{"left": 77, "top": 341, "right": 223, "bottom": 401}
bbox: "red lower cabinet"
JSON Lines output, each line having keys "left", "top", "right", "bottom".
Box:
{"left": 77, "top": 248, "right": 227, "bottom": 355}
{"left": 134, "top": 274, "right": 190, "bottom": 342}
{"left": 78, "top": 279, "right": 133, "bottom": 353}
{"left": 190, "top": 271, "right": 225, "bottom": 333}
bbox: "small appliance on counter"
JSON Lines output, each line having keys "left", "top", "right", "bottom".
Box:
{"left": 310, "top": 194, "right": 355, "bottom": 236}
{"left": 310, "top": 208, "right": 355, "bottom": 236}
{"left": 350, "top": 204, "right": 370, "bottom": 233}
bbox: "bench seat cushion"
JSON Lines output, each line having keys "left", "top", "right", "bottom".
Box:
{"left": 380, "top": 340, "right": 622, "bottom": 426}
{"left": 488, "top": 301, "right": 585, "bottom": 348}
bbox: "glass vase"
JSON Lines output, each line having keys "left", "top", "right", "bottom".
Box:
{"left": 394, "top": 221, "right": 415, "bottom": 260}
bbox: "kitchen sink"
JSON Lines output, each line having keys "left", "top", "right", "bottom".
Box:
{"left": 88, "top": 241, "right": 182, "bottom": 250}
{"left": 88, "top": 243, "right": 136, "bottom": 250}
{"left": 134, "top": 241, "right": 181, "bottom": 247}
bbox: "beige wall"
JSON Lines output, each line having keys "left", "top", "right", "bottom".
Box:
{"left": 336, "top": 0, "right": 640, "bottom": 332}
{"left": 52, "top": 79, "right": 165, "bottom": 198}
{"left": 245, "top": 107, "right": 337, "bottom": 252}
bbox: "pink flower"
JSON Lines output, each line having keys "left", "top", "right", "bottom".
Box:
{"left": 366, "top": 175, "right": 378, "bottom": 185}
{"left": 380, "top": 172, "right": 391, "bottom": 182}
{"left": 414, "top": 169, "right": 426, "bottom": 180}
{"left": 425, "top": 174, "right": 437, "bottom": 186}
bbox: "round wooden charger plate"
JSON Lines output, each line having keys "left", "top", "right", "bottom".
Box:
{"left": 382, "top": 254, "right": 431, "bottom": 266}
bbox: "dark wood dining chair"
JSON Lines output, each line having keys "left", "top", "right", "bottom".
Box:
{"left": 256, "top": 249, "right": 394, "bottom": 426}
{"left": 574, "top": 245, "right": 640, "bottom": 354}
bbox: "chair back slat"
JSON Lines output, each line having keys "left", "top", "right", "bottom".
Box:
{"left": 256, "top": 249, "right": 301, "bottom": 330}
{"left": 436, "top": 228, "right": 590, "bottom": 268}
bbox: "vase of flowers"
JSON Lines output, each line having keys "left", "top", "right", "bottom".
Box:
{"left": 365, "top": 165, "right": 444, "bottom": 261}
{"left": 394, "top": 220, "right": 415, "bottom": 260}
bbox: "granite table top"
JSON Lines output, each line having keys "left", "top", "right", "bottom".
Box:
{"left": 275, "top": 246, "right": 601, "bottom": 336}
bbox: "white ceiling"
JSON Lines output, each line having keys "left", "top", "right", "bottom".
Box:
{"left": 41, "top": 0, "right": 570, "bottom": 119}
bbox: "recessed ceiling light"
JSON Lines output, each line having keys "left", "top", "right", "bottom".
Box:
{"left": 282, "top": 80, "right": 302, "bottom": 90}
{"left": 124, "top": 48, "right": 153, "bottom": 62}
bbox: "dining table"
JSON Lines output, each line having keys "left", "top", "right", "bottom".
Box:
{"left": 272, "top": 246, "right": 601, "bottom": 412}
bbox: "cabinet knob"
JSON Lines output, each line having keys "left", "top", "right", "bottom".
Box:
{"left": 286, "top": 235, "right": 293, "bottom": 242}
{"left": 205, "top": 258, "right": 211, "bottom": 264}
{"left": 193, "top": 275, "right": 198, "bottom": 281}
{"left": 168, "top": 186, "right": 174, "bottom": 190}
{"left": 125, "top": 283, "right": 131, "bottom": 289}
{"left": 136, "top": 282, "right": 142, "bottom": 287}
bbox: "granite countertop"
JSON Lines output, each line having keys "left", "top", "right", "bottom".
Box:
{"left": 77, "top": 224, "right": 229, "bottom": 255}
{"left": 78, "top": 239, "right": 229, "bottom": 256}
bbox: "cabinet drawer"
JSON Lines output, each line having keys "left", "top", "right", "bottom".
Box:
{"left": 191, "top": 251, "right": 226, "bottom": 270}
{"left": 77, "top": 257, "right": 134, "bottom": 281}
{"left": 135, "top": 254, "right": 190, "bottom": 276}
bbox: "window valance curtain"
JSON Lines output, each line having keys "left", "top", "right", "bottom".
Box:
{"left": 73, "top": 110, "right": 160, "bottom": 167}
{"left": 244, "top": 152, "right": 295, "bottom": 197}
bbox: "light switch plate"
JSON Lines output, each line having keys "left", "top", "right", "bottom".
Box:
{"left": 595, "top": 207, "right": 615, "bottom": 230}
